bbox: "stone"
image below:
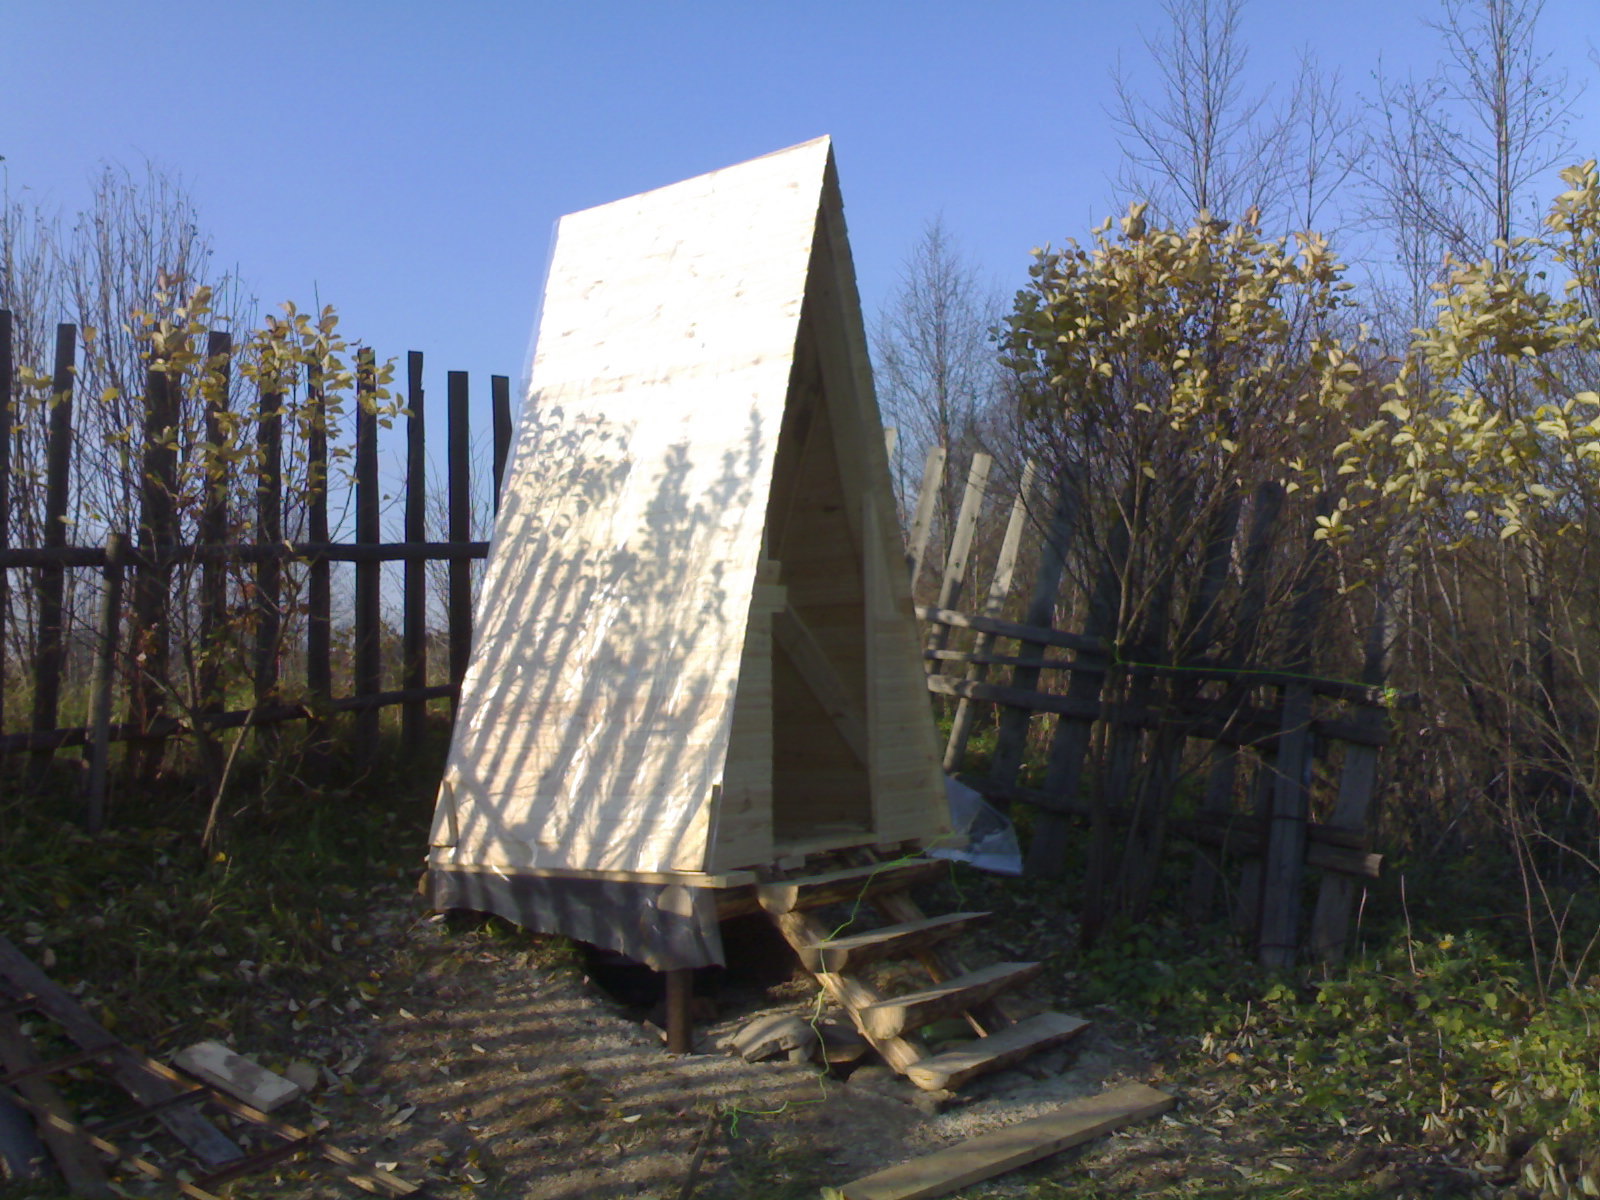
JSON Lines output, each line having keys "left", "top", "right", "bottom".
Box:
{"left": 816, "top": 1016, "right": 869, "bottom": 1064}
{"left": 173, "top": 1041, "right": 302, "bottom": 1111}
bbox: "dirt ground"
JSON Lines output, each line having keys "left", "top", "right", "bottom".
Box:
{"left": 230, "top": 878, "right": 1170, "bottom": 1200}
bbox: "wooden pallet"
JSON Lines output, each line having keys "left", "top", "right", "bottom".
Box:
{"left": 0, "top": 932, "right": 416, "bottom": 1198}
{"left": 759, "top": 856, "right": 1089, "bottom": 1091}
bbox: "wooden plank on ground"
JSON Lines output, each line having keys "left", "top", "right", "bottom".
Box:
{"left": 0, "top": 935, "right": 242, "bottom": 1167}
{"left": 844, "top": 1081, "right": 1171, "bottom": 1200}
{"left": 0, "top": 1010, "right": 114, "bottom": 1197}
{"left": 837, "top": 1082, "right": 1174, "bottom": 1200}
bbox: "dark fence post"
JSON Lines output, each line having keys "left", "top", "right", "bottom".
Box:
{"left": 1308, "top": 560, "right": 1398, "bottom": 962}
{"left": 491, "top": 374, "right": 511, "bottom": 516}
{"left": 402, "top": 351, "right": 428, "bottom": 747}
{"left": 31, "top": 324, "right": 77, "bottom": 775}
{"left": 198, "top": 332, "right": 231, "bottom": 714}
{"left": 448, "top": 371, "right": 473, "bottom": 707}
{"left": 253, "top": 385, "right": 283, "bottom": 706}
{"left": 305, "top": 365, "right": 332, "bottom": 708}
{"left": 86, "top": 532, "right": 127, "bottom": 833}
{"left": 1189, "top": 482, "right": 1284, "bottom": 917}
{"left": 0, "top": 310, "right": 11, "bottom": 736}
{"left": 354, "top": 349, "right": 381, "bottom": 765}
{"left": 1023, "top": 483, "right": 1131, "bottom": 890}
{"left": 130, "top": 351, "right": 179, "bottom": 776}
{"left": 1257, "top": 497, "right": 1332, "bottom": 968}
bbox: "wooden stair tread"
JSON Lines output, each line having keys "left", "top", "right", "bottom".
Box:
{"left": 757, "top": 859, "right": 946, "bottom": 913}
{"left": 855, "top": 961, "right": 1042, "bottom": 1039}
{"left": 905, "top": 1011, "right": 1090, "bottom": 1092}
{"left": 799, "top": 912, "right": 990, "bottom": 973}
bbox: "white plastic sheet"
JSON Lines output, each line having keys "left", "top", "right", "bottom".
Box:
{"left": 927, "top": 777, "right": 1024, "bottom": 876}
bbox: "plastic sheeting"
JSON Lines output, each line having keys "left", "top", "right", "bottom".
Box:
{"left": 927, "top": 777, "right": 1024, "bottom": 876}
{"left": 425, "top": 869, "right": 727, "bottom": 971}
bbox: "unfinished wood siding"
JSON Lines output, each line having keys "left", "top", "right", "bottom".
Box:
{"left": 706, "top": 566, "right": 780, "bottom": 871}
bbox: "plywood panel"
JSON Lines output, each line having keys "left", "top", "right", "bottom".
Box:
{"left": 437, "top": 139, "right": 829, "bottom": 875}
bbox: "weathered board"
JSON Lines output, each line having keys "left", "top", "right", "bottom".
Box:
{"left": 837, "top": 1082, "right": 1174, "bottom": 1200}
{"left": 430, "top": 138, "right": 945, "bottom": 887}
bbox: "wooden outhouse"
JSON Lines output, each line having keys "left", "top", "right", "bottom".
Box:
{"left": 425, "top": 138, "right": 950, "bottom": 969}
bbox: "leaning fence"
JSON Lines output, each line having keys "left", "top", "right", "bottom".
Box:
{"left": 902, "top": 444, "right": 1404, "bottom": 966}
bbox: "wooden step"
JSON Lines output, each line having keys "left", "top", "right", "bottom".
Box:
{"left": 771, "top": 911, "right": 929, "bottom": 1076}
{"left": 904, "top": 1011, "right": 1090, "bottom": 1092}
{"left": 797, "top": 912, "right": 991, "bottom": 973}
{"left": 757, "top": 859, "right": 946, "bottom": 914}
{"left": 855, "top": 962, "right": 1042, "bottom": 1040}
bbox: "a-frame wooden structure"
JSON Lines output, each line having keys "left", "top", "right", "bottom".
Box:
{"left": 426, "top": 140, "right": 1085, "bottom": 1088}
{"left": 428, "top": 137, "right": 945, "bottom": 893}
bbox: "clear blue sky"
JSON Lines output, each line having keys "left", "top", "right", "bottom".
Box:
{"left": 5, "top": 1, "right": 1598, "bottom": 411}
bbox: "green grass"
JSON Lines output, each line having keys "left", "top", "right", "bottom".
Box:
{"left": 911, "top": 841, "right": 1600, "bottom": 1199}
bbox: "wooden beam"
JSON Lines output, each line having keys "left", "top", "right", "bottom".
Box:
{"left": 905, "top": 444, "right": 946, "bottom": 588}
{"left": 0, "top": 1011, "right": 114, "bottom": 1197}
{"left": 837, "top": 1082, "right": 1174, "bottom": 1200}
{"left": 0, "top": 935, "right": 241, "bottom": 1168}
{"left": 402, "top": 351, "right": 428, "bottom": 747}
{"left": 925, "top": 453, "right": 991, "bottom": 666}
{"left": 919, "top": 605, "right": 1107, "bottom": 654}
{"left": 664, "top": 969, "right": 693, "bottom": 1053}
{"left": 944, "top": 461, "right": 1036, "bottom": 771}
{"left": 926, "top": 674, "right": 1390, "bottom": 748}
{"left": 773, "top": 605, "right": 868, "bottom": 765}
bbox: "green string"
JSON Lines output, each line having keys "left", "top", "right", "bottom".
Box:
{"left": 1104, "top": 640, "right": 1399, "bottom": 707}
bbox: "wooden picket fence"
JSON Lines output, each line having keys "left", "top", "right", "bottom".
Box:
{"left": 0, "top": 312, "right": 512, "bottom": 825}
{"left": 904, "top": 444, "right": 1398, "bottom": 965}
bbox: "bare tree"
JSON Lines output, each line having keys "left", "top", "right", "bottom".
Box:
{"left": 60, "top": 164, "right": 257, "bottom": 539}
{"left": 0, "top": 173, "right": 62, "bottom": 669}
{"left": 1110, "top": 0, "right": 1366, "bottom": 244}
{"left": 872, "top": 217, "right": 1005, "bottom": 585}
{"left": 1365, "top": 0, "right": 1574, "bottom": 273}
{"left": 1, "top": 163, "right": 262, "bottom": 725}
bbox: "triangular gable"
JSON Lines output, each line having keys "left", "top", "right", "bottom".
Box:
{"left": 433, "top": 139, "right": 832, "bottom": 874}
